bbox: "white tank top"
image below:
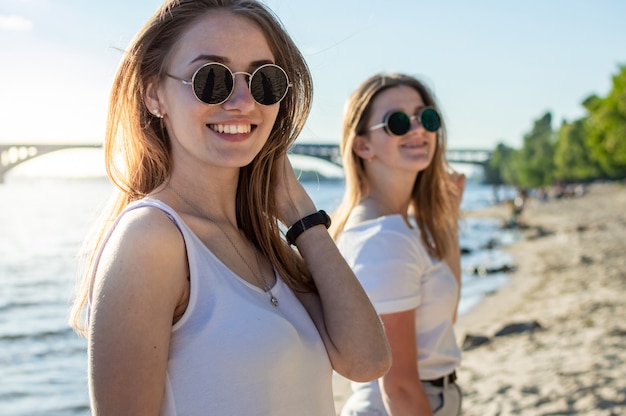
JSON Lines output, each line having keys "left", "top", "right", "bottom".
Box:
{"left": 92, "top": 198, "right": 335, "bottom": 415}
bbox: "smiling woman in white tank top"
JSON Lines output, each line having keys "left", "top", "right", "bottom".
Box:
{"left": 69, "top": 2, "right": 390, "bottom": 414}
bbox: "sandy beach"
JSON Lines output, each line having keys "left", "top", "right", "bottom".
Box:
{"left": 333, "top": 182, "right": 626, "bottom": 415}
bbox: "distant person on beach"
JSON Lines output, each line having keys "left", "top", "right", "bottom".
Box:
{"left": 330, "top": 73, "right": 465, "bottom": 416}
{"left": 505, "top": 189, "right": 527, "bottom": 228}
{"left": 68, "top": 1, "right": 390, "bottom": 414}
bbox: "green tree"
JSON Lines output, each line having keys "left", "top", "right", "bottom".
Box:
{"left": 554, "top": 118, "right": 599, "bottom": 182}
{"left": 502, "top": 148, "right": 522, "bottom": 186}
{"left": 516, "top": 112, "right": 555, "bottom": 188}
{"left": 483, "top": 142, "right": 515, "bottom": 185}
{"left": 584, "top": 65, "right": 626, "bottom": 179}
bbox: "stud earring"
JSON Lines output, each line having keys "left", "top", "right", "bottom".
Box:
{"left": 153, "top": 109, "right": 163, "bottom": 118}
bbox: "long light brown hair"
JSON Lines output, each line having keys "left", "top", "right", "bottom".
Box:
{"left": 70, "top": 0, "right": 314, "bottom": 335}
{"left": 330, "top": 73, "right": 459, "bottom": 259}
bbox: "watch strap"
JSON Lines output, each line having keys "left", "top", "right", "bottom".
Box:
{"left": 286, "top": 210, "right": 331, "bottom": 245}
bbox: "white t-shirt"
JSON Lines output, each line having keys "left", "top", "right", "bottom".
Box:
{"left": 337, "top": 215, "right": 460, "bottom": 381}
{"left": 91, "top": 199, "right": 335, "bottom": 416}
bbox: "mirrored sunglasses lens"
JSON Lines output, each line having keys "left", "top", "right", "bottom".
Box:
{"left": 386, "top": 112, "right": 412, "bottom": 136}
{"left": 193, "top": 64, "right": 233, "bottom": 104}
{"left": 420, "top": 108, "right": 441, "bottom": 132}
{"left": 250, "top": 65, "right": 289, "bottom": 105}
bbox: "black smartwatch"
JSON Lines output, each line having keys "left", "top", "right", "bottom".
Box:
{"left": 286, "top": 210, "right": 331, "bottom": 246}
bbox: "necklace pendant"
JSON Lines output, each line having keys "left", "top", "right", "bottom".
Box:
{"left": 269, "top": 293, "right": 279, "bottom": 307}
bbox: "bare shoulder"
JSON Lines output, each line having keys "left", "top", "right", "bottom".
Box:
{"left": 94, "top": 204, "right": 188, "bottom": 305}
{"left": 106, "top": 205, "right": 185, "bottom": 257}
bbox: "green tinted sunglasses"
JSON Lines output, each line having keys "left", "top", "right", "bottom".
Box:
{"left": 369, "top": 107, "right": 441, "bottom": 136}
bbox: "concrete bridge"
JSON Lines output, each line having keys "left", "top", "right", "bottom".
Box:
{"left": 0, "top": 142, "right": 492, "bottom": 182}
{"left": 0, "top": 143, "right": 102, "bottom": 182}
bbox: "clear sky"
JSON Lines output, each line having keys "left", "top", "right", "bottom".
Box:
{"left": 1, "top": 0, "right": 625, "bottom": 151}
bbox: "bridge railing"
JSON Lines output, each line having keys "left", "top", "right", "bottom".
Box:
{"left": 290, "top": 143, "right": 492, "bottom": 166}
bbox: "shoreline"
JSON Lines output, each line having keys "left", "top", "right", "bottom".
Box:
{"left": 333, "top": 181, "right": 626, "bottom": 415}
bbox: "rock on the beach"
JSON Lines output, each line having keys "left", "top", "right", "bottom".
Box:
{"left": 462, "top": 334, "right": 491, "bottom": 350}
{"left": 494, "top": 321, "right": 543, "bottom": 337}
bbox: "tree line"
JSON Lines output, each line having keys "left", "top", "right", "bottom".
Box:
{"left": 483, "top": 64, "right": 626, "bottom": 189}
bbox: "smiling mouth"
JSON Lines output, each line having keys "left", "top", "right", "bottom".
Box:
{"left": 208, "top": 124, "right": 253, "bottom": 134}
{"left": 401, "top": 141, "right": 429, "bottom": 150}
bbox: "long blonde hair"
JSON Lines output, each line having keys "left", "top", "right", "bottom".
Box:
{"left": 330, "top": 73, "right": 459, "bottom": 259}
{"left": 70, "top": 0, "right": 314, "bottom": 335}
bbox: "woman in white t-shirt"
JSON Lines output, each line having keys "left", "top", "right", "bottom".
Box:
{"left": 331, "top": 73, "right": 466, "bottom": 416}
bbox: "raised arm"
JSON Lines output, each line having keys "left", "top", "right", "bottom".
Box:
{"left": 274, "top": 155, "right": 391, "bottom": 382}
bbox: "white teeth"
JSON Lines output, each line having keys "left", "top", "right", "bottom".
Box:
{"left": 401, "top": 142, "right": 429, "bottom": 153}
{"left": 209, "top": 124, "right": 252, "bottom": 134}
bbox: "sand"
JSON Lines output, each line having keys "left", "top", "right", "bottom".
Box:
{"left": 332, "top": 182, "right": 626, "bottom": 415}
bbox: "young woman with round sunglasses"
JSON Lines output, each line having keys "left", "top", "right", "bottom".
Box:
{"left": 69, "top": 1, "right": 390, "bottom": 414}
{"left": 330, "top": 73, "right": 466, "bottom": 416}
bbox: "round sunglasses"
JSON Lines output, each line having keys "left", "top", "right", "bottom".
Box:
{"left": 369, "top": 107, "right": 441, "bottom": 136}
{"left": 166, "top": 62, "right": 292, "bottom": 106}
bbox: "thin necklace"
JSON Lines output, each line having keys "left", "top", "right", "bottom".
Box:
{"left": 166, "top": 182, "right": 279, "bottom": 307}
